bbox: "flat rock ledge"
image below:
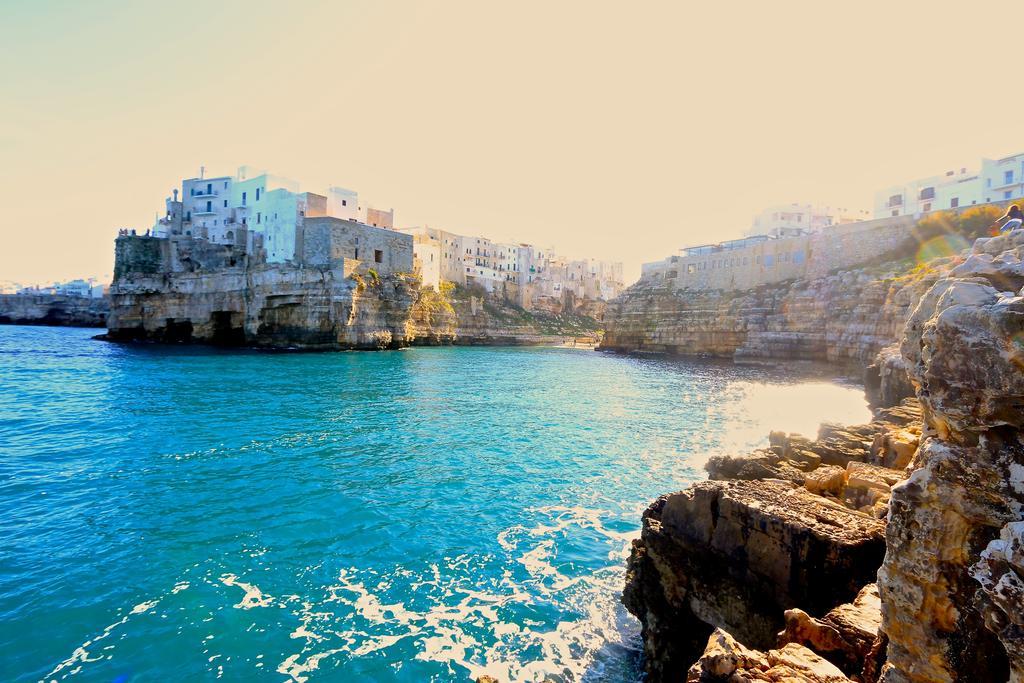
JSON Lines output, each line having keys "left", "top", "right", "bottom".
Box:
{"left": 623, "top": 399, "right": 922, "bottom": 682}
{"left": 623, "top": 476, "right": 886, "bottom": 681}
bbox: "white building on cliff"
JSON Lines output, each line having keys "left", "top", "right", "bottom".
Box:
{"left": 873, "top": 151, "right": 1024, "bottom": 218}
{"left": 399, "top": 226, "right": 624, "bottom": 308}
{"left": 156, "top": 166, "right": 392, "bottom": 263}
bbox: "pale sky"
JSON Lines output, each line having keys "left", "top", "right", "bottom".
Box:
{"left": 2, "top": 0, "right": 1023, "bottom": 285}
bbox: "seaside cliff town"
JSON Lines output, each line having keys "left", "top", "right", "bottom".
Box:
{"left": 95, "top": 165, "right": 624, "bottom": 347}
{"left": 4, "top": 152, "right": 1024, "bottom": 682}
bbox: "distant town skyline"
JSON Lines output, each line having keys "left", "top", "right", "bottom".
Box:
{"left": 2, "top": 0, "right": 1023, "bottom": 285}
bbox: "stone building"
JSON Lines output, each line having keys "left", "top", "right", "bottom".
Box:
{"left": 153, "top": 166, "right": 367, "bottom": 263}
{"left": 641, "top": 215, "right": 915, "bottom": 292}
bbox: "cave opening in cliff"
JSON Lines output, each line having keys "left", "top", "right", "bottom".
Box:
{"left": 209, "top": 311, "right": 245, "bottom": 346}
{"left": 161, "top": 318, "right": 193, "bottom": 343}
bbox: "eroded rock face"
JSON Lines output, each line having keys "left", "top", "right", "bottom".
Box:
{"left": 107, "top": 266, "right": 419, "bottom": 349}
{"left": 878, "top": 231, "right": 1024, "bottom": 682}
{"left": 687, "top": 628, "right": 851, "bottom": 683}
{"left": 601, "top": 262, "right": 947, "bottom": 368}
{"left": 779, "top": 584, "right": 882, "bottom": 678}
{"left": 623, "top": 479, "right": 885, "bottom": 681}
{"left": 0, "top": 294, "right": 109, "bottom": 328}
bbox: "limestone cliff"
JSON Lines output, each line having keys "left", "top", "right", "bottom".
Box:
{"left": 106, "top": 263, "right": 419, "bottom": 350}
{"left": 624, "top": 229, "right": 1024, "bottom": 682}
{"left": 107, "top": 235, "right": 603, "bottom": 350}
{"left": 624, "top": 402, "right": 920, "bottom": 681}
{"left": 0, "top": 294, "right": 109, "bottom": 328}
{"left": 409, "top": 285, "right": 602, "bottom": 346}
{"left": 877, "top": 229, "right": 1024, "bottom": 683}
{"left": 601, "top": 260, "right": 949, "bottom": 370}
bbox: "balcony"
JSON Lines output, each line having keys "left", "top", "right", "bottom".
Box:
{"left": 989, "top": 178, "right": 1022, "bottom": 192}
{"left": 192, "top": 191, "right": 219, "bottom": 199}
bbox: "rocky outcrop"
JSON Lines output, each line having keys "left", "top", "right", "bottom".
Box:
{"left": 625, "top": 398, "right": 924, "bottom": 682}
{"left": 106, "top": 265, "right": 419, "bottom": 349}
{"left": 409, "top": 286, "right": 602, "bottom": 347}
{"left": 601, "top": 261, "right": 950, "bottom": 369}
{"left": 779, "top": 584, "right": 883, "bottom": 677}
{"left": 687, "top": 628, "right": 850, "bottom": 683}
{"left": 0, "top": 294, "right": 109, "bottom": 328}
{"left": 624, "top": 230, "right": 1024, "bottom": 681}
{"left": 876, "top": 230, "right": 1024, "bottom": 683}
{"left": 623, "top": 477, "right": 886, "bottom": 680}
{"left": 107, "top": 235, "right": 602, "bottom": 349}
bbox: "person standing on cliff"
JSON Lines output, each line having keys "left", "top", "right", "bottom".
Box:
{"left": 996, "top": 204, "right": 1024, "bottom": 233}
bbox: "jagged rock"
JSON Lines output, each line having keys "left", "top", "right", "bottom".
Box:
{"left": 623, "top": 479, "right": 885, "bottom": 681}
{"left": 900, "top": 277, "right": 1024, "bottom": 437}
{"left": 871, "top": 399, "right": 922, "bottom": 430}
{"left": 804, "top": 466, "right": 847, "bottom": 497}
{"left": 879, "top": 247, "right": 1024, "bottom": 682}
{"left": 687, "top": 629, "right": 851, "bottom": 682}
{"left": 971, "top": 521, "right": 1024, "bottom": 681}
{"left": 865, "top": 345, "right": 916, "bottom": 409}
{"left": 869, "top": 428, "right": 918, "bottom": 471}
{"left": 779, "top": 584, "right": 882, "bottom": 678}
{"left": 706, "top": 450, "right": 807, "bottom": 485}
{"left": 686, "top": 628, "right": 764, "bottom": 680}
{"left": 845, "top": 462, "right": 901, "bottom": 493}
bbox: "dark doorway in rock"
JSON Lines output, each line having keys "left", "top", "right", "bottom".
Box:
{"left": 162, "top": 318, "right": 193, "bottom": 343}
{"left": 210, "top": 311, "right": 245, "bottom": 346}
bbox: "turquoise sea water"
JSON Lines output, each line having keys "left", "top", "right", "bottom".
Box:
{"left": 0, "top": 326, "right": 870, "bottom": 683}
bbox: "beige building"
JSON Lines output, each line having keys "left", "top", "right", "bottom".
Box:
{"left": 364, "top": 207, "right": 394, "bottom": 230}
{"left": 642, "top": 215, "right": 915, "bottom": 292}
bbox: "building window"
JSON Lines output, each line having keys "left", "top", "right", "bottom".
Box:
{"left": 355, "top": 248, "right": 359, "bottom": 259}
{"left": 1006, "top": 191, "right": 1013, "bottom": 200}
{"left": 186, "top": 211, "right": 191, "bottom": 221}
{"left": 888, "top": 194, "right": 903, "bottom": 207}
{"left": 951, "top": 197, "right": 959, "bottom": 208}
{"left": 206, "top": 200, "right": 212, "bottom": 212}
{"left": 257, "top": 212, "right": 261, "bottom": 224}
{"left": 1006, "top": 170, "right": 1014, "bottom": 185}
{"left": 342, "top": 199, "right": 347, "bottom": 206}
{"left": 919, "top": 186, "right": 935, "bottom": 200}
{"left": 206, "top": 182, "right": 212, "bottom": 194}
{"left": 891, "top": 209, "right": 899, "bottom": 217}
{"left": 256, "top": 188, "right": 261, "bottom": 201}
{"left": 242, "top": 191, "right": 247, "bottom": 205}
{"left": 223, "top": 200, "right": 228, "bottom": 207}
{"left": 923, "top": 202, "right": 931, "bottom": 212}
{"left": 224, "top": 182, "right": 228, "bottom": 189}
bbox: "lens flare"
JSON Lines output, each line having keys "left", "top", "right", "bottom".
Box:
{"left": 916, "top": 234, "right": 970, "bottom": 264}
{"left": 1009, "top": 330, "right": 1024, "bottom": 370}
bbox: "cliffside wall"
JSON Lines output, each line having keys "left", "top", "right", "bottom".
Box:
{"left": 409, "top": 286, "right": 602, "bottom": 346}
{"left": 624, "top": 229, "right": 1024, "bottom": 682}
{"left": 877, "top": 229, "right": 1024, "bottom": 683}
{"left": 107, "top": 236, "right": 603, "bottom": 349}
{"left": 107, "top": 264, "right": 418, "bottom": 350}
{"left": 601, "top": 260, "right": 948, "bottom": 369}
{"left": 0, "top": 294, "right": 109, "bottom": 328}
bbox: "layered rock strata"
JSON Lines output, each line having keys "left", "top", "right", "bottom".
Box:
{"left": 0, "top": 294, "right": 109, "bottom": 328}
{"left": 625, "top": 401, "right": 921, "bottom": 682}
{"left": 628, "top": 229, "right": 1024, "bottom": 682}
{"left": 106, "top": 265, "right": 419, "bottom": 349}
{"left": 601, "top": 261, "right": 950, "bottom": 370}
